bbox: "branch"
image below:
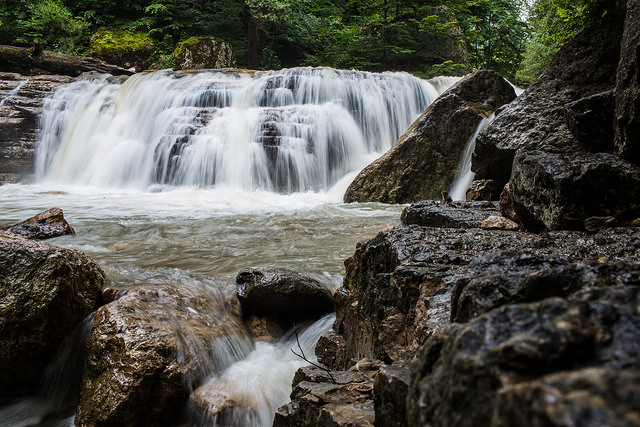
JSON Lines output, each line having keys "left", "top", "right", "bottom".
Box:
{"left": 290, "top": 323, "right": 338, "bottom": 385}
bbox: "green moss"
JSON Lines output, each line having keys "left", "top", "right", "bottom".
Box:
{"left": 90, "top": 27, "right": 153, "bottom": 56}
{"left": 173, "top": 36, "right": 206, "bottom": 59}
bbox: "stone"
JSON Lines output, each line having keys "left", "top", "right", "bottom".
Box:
{"left": 344, "top": 70, "right": 515, "bottom": 203}
{"left": 0, "top": 207, "right": 75, "bottom": 239}
{"left": 480, "top": 215, "right": 520, "bottom": 231}
{"left": 509, "top": 150, "right": 640, "bottom": 231}
{"left": 76, "top": 284, "right": 246, "bottom": 426}
{"left": 400, "top": 200, "right": 500, "bottom": 229}
{"left": 0, "top": 231, "right": 104, "bottom": 392}
{"left": 615, "top": 0, "right": 640, "bottom": 165}
{"left": 373, "top": 362, "right": 411, "bottom": 427}
{"left": 584, "top": 216, "right": 617, "bottom": 233}
{"left": 473, "top": 12, "right": 625, "bottom": 189}
{"left": 90, "top": 27, "right": 155, "bottom": 72}
{"left": 564, "top": 89, "right": 616, "bottom": 153}
{"left": 173, "top": 36, "right": 237, "bottom": 70}
{"left": 465, "top": 179, "right": 498, "bottom": 200}
{"left": 188, "top": 383, "right": 259, "bottom": 426}
{"left": 498, "top": 183, "right": 522, "bottom": 227}
{"left": 235, "top": 267, "right": 335, "bottom": 323}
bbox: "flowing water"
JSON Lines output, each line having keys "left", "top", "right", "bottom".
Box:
{"left": 0, "top": 67, "right": 458, "bottom": 426}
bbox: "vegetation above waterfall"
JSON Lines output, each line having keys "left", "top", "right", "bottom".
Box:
{"left": 0, "top": 0, "right": 626, "bottom": 83}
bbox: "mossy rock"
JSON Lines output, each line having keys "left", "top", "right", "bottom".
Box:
{"left": 173, "top": 36, "right": 237, "bottom": 70}
{"left": 90, "top": 27, "right": 154, "bottom": 71}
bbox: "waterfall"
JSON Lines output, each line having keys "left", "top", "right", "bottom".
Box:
{"left": 0, "top": 78, "right": 29, "bottom": 107}
{"left": 448, "top": 113, "right": 495, "bottom": 201}
{"left": 35, "top": 67, "right": 449, "bottom": 192}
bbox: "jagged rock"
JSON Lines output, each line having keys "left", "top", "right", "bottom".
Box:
{"left": 465, "top": 179, "right": 498, "bottom": 200}
{"left": 564, "top": 89, "right": 616, "bottom": 153}
{"left": 76, "top": 284, "right": 246, "bottom": 426}
{"left": 174, "top": 36, "right": 237, "bottom": 70}
{"left": 498, "top": 183, "right": 522, "bottom": 226}
{"left": 615, "top": 0, "right": 640, "bottom": 165}
{"left": 0, "top": 73, "right": 75, "bottom": 183}
{"left": 400, "top": 200, "right": 500, "bottom": 228}
{"left": 373, "top": 362, "right": 411, "bottom": 427}
{"left": 189, "top": 384, "right": 259, "bottom": 426}
{"left": 509, "top": 150, "right": 640, "bottom": 231}
{"left": 0, "top": 207, "right": 74, "bottom": 239}
{"left": 235, "top": 267, "right": 335, "bottom": 323}
{"left": 480, "top": 215, "right": 520, "bottom": 231}
{"left": 90, "top": 27, "right": 154, "bottom": 72}
{"left": 344, "top": 70, "right": 515, "bottom": 203}
{"left": 473, "top": 12, "right": 624, "bottom": 188}
{"left": 0, "top": 231, "right": 104, "bottom": 393}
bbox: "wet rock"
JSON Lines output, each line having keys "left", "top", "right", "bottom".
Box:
{"left": 344, "top": 70, "right": 515, "bottom": 203}
{"left": 509, "top": 150, "right": 640, "bottom": 231}
{"left": 189, "top": 383, "right": 259, "bottom": 426}
{"left": 480, "top": 215, "right": 519, "bottom": 231}
{"left": 90, "top": 27, "right": 154, "bottom": 72}
{"left": 0, "top": 73, "right": 75, "bottom": 183}
{"left": 473, "top": 12, "right": 624, "bottom": 188}
{"left": 400, "top": 200, "right": 500, "bottom": 229}
{"left": 0, "top": 231, "right": 104, "bottom": 393}
{"left": 315, "top": 330, "right": 349, "bottom": 370}
{"left": 373, "top": 362, "right": 411, "bottom": 427}
{"left": 465, "top": 179, "right": 498, "bottom": 201}
{"left": 564, "top": 89, "right": 616, "bottom": 153}
{"left": 584, "top": 216, "right": 617, "bottom": 233}
{"left": 76, "top": 284, "right": 246, "bottom": 426}
{"left": 174, "top": 36, "right": 237, "bottom": 70}
{"left": 498, "top": 183, "right": 522, "bottom": 226}
{"left": 236, "top": 267, "right": 335, "bottom": 323}
{"left": 0, "top": 207, "right": 75, "bottom": 239}
{"left": 615, "top": 0, "right": 640, "bottom": 165}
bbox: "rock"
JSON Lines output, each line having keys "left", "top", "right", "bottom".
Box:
{"left": 189, "top": 383, "right": 259, "bottom": 426}
{"left": 315, "top": 330, "right": 348, "bottom": 370}
{"left": 400, "top": 200, "right": 500, "bottom": 229}
{"left": 465, "top": 179, "right": 498, "bottom": 200}
{"left": 615, "top": 0, "right": 640, "bottom": 165}
{"left": 373, "top": 362, "right": 411, "bottom": 427}
{"left": 564, "top": 89, "right": 616, "bottom": 153}
{"left": 90, "top": 27, "right": 154, "bottom": 72}
{"left": 473, "top": 12, "right": 625, "bottom": 189}
{"left": 584, "top": 215, "right": 617, "bottom": 232}
{"left": 76, "top": 284, "right": 246, "bottom": 426}
{"left": 173, "top": 36, "right": 237, "bottom": 70}
{"left": 0, "top": 207, "right": 74, "bottom": 239}
{"left": 0, "top": 73, "right": 75, "bottom": 183}
{"left": 509, "top": 150, "right": 640, "bottom": 231}
{"left": 235, "top": 267, "right": 335, "bottom": 323}
{"left": 480, "top": 215, "right": 519, "bottom": 231}
{"left": 0, "top": 231, "right": 104, "bottom": 392}
{"left": 498, "top": 183, "right": 522, "bottom": 227}
{"left": 344, "top": 70, "right": 515, "bottom": 203}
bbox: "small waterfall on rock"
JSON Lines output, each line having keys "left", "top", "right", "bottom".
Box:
{"left": 0, "top": 78, "right": 29, "bottom": 107}
{"left": 448, "top": 114, "right": 495, "bottom": 201}
{"left": 36, "top": 68, "right": 445, "bottom": 192}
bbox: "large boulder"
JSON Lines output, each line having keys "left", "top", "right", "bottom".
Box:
{"left": 343, "top": 70, "right": 515, "bottom": 203}
{"left": 76, "top": 284, "right": 247, "bottom": 426}
{"left": 90, "top": 27, "right": 155, "bottom": 72}
{"left": 0, "top": 231, "right": 104, "bottom": 392}
{"left": 473, "top": 12, "right": 625, "bottom": 188}
{"left": 615, "top": 0, "right": 640, "bottom": 165}
{"left": 0, "top": 207, "right": 75, "bottom": 239}
{"left": 509, "top": 150, "right": 640, "bottom": 230}
{"left": 0, "top": 73, "right": 75, "bottom": 183}
{"left": 173, "top": 36, "right": 237, "bottom": 70}
{"left": 400, "top": 200, "right": 500, "bottom": 229}
{"left": 563, "top": 89, "right": 616, "bottom": 153}
{"left": 235, "top": 267, "right": 335, "bottom": 323}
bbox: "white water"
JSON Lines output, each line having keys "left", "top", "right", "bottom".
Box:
{"left": 0, "top": 78, "right": 28, "bottom": 107}
{"left": 36, "top": 68, "right": 448, "bottom": 192}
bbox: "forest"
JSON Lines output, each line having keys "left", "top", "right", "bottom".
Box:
{"left": 0, "top": 0, "right": 625, "bottom": 85}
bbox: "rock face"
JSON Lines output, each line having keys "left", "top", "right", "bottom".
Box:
{"left": 615, "top": 0, "right": 640, "bottom": 165}
{"left": 0, "top": 231, "right": 104, "bottom": 392}
{"left": 510, "top": 150, "right": 640, "bottom": 230}
{"left": 343, "top": 70, "right": 515, "bottom": 203}
{"left": 90, "top": 27, "right": 155, "bottom": 72}
{"left": 0, "top": 207, "right": 75, "bottom": 239}
{"left": 235, "top": 267, "right": 335, "bottom": 323}
{"left": 473, "top": 12, "right": 625, "bottom": 188}
{"left": 76, "top": 284, "right": 247, "bottom": 426}
{"left": 564, "top": 89, "right": 616, "bottom": 153}
{"left": 173, "top": 36, "right": 237, "bottom": 70}
{"left": 400, "top": 200, "right": 499, "bottom": 229}
{"left": 0, "top": 73, "right": 75, "bottom": 183}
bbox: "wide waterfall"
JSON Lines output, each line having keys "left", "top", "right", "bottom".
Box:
{"left": 36, "top": 67, "right": 450, "bottom": 192}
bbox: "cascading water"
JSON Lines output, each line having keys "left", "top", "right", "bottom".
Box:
{"left": 36, "top": 67, "right": 447, "bottom": 192}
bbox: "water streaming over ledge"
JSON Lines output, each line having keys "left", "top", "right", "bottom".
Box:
{"left": 36, "top": 67, "right": 455, "bottom": 192}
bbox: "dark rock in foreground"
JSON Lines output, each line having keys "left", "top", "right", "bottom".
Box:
{"left": 0, "top": 207, "right": 75, "bottom": 239}
{"left": 0, "top": 231, "right": 104, "bottom": 393}
{"left": 344, "top": 70, "right": 515, "bottom": 203}
{"left": 236, "top": 267, "right": 335, "bottom": 323}
{"left": 400, "top": 200, "right": 499, "bottom": 228}
{"left": 76, "top": 284, "right": 247, "bottom": 426}
{"left": 564, "top": 89, "right": 616, "bottom": 153}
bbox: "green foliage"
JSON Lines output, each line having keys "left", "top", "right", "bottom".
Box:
{"left": 90, "top": 27, "right": 154, "bottom": 56}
